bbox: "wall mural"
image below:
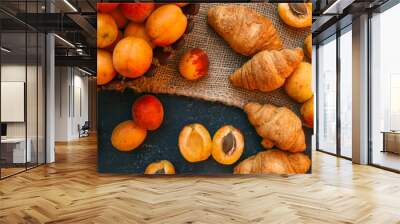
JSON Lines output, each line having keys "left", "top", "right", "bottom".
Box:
{"left": 96, "top": 2, "right": 313, "bottom": 175}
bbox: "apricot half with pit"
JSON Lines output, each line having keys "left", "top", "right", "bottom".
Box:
{"left": 178, "top": 123, "right": 212, "bottom": 162}
{"left": 212, "top": 125, "right": 244, "bottom": 165}
{"left": 145, "top": 160, "right": 176, "bottom": 174}
{"left": 278, "top": 3, "right": 312, "bottom": 28}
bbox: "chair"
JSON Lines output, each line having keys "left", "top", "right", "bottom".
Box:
{"left": 78, "top": 121, "right": 90, "bottom": 138}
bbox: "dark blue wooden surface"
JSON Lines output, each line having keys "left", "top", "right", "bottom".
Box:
{"left": 98, "top": 89, "right": 312, "bottom": 174}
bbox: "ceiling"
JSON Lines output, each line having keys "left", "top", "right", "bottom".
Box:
{"left": 0, "top": 0, "right": 96, "bottom": 72}
{"left": 312, "top": 0, "right": 392, "bottom": 44}
{"left": 0, "top": 0, "right": 96, "bottom": 14}
{"left": 2, "top": 0, "right": 395, "bottom": 72}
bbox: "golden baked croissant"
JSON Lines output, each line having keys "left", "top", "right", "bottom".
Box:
{"left": 229, "top": 48, "right": 304, "bottom": 92}
{"left": 234, "top": 149, "right": 311, "bottom": 174}
{"left": 208, "top": 5, "right": 282, "bottom": 56}
{"left": 244, "top": 102, "right": 306, "bottom": 152}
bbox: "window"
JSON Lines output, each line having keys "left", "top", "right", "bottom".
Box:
{"left": 390, "top": 75, "right": 400, "bottom": 130}
{"left": 317, "top": 36, "right": 337, "bottom": 154}
{"left": 339, "top": 28, "right": 352, "bottom": 158}
{"left": 0, "top": 0, "right": 47, "bottom": 179}
{"left": 370, "top": 3, "right": 400, "bottom": 171}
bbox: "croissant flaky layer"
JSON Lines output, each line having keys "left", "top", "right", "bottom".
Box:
{"left": 207, "top": 5, "right": 282, "bottom": 56}
{"left": 234, "top": 149, "right": 311, "bottom": 174}
{"left": 244, "top": 102, "right": 306, "bottom": 153}
{"left": 229, "top": 48, "right": 304, "bottom": 92}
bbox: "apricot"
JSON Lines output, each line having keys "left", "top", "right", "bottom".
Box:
{"left": 284, "top": 62, "right": 313, "bottom": 103}
{"left": 212, "top": 125, "right": 244, "bottom": 165}
{"left": 112, "top": 36, "right": 153, "bottom": 78}
{"left": 104, "top": 30, "right": 122, "bottom": 52}
{"left": 278, "top": 3, "right": 312, "bottom": 28}
{"left": 109, "top": 7, "right": 127, "bottom": 29}
{"left": 97, "top": 3, "right": 119, "bottom": 13}
{"left": 97, "top": 49, "right": 116, "bottom": 85}
{"left": 301, "top": 96, "right": 314, "bottom": 128}
{"left": 179, "top": 48, "right": 209, "bottom": 81}
{"left": 132, "top": 95, "right": 164, "bottom": 131}
{"left": 178, "top": 123, "right": 212, "bottom": 162}
{"left": 111, "top": 120, "right": 147, "bottom": 152}
{"left": 304, "top": 34, "right": 312, "bottom": 59}
{"left": 145, "top": 160, "right": 176, "bottom": 174}
{"left": 145, "top": 4, "right": 187, "bottom": 46}
{"left": 97, "top": 13, "right": 118, "bottom": 48}
{"left": 121, "top": 3, "right": 155, "bottom": 23}
{"left": 124, "top": 22, "right": 154, "bottom": 48}
{"left": 176, "top": 3, "right": 189, "bottom": 7}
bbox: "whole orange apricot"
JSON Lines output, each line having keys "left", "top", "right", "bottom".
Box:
{"left": 145, "top": 4, "right": 187, "bottom": 46}
{"left": 179, "top": 48, "right": 209, "bottom": 81}
{"left": 121, "top": 3, "right": 155, "bottom": 23}
{"left": 109, "top": 7, "right": 127, "bottom": 29}
{"left": 132, "top": 95, "right": 164, "bottom": 131}
{"left": 176, "top": 3, "right": 189, "bottom": 7}
{"left": 111, "top": 120, "right": 147, "bottom": 152}
{"left": 104, "top": 30, "right": 122, "bottom": 52}
{"left": 112, "top": 36, "right": 153, "bottom": 78}
{"left": 301, "top": 96, "right": 314, "bottom": 128}
{"left": 124, "top": 22, "right": 154, "bottom": 48}
{"left": 97, "top": 49, "right": 116, "bottom": 85}
{"left": 97, "top": 13, "right": 118, "bottom": 48}
{"left": 97, "top": 3, "right": 119, "bottom": 13}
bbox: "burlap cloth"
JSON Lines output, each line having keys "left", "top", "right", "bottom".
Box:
{"left": 107, "top": 3, "right": 311, "bottom": 113}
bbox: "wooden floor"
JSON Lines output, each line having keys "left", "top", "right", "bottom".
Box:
{"left": 1, "top": 167, "right": 26, "bottom": 178}
{"left": 1, "top": 136, "right": 400, "bottom": 224}
{"left": 372, "top": 150, "right": 400, "bottom": 171}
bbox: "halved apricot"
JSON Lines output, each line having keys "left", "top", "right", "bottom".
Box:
{"left": 178, "top": 123, "right": 212, "bottom": 162}
{"left": 212, "top": 125, "right": 244, "bottom": 165}
{"left": 145, "top": 160, "right": 176, "bottom": 174}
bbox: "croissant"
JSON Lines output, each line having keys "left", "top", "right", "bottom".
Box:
{"left": 208, "top": 5, "right": 282, "bottom": 56}
{"left": 229, "top": 48, "right": 304, "bottom": 92}
{"left": 234, "top": 149, "right": 311, "bottom": 174}
{"left": 244, "top": 102, "right": 306, "bottom": 152}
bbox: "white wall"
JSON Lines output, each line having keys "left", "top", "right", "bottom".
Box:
{"left": 54, "top": 67, "right": 89, "bottom": 141}
{"left": 1, "top": 65, "right": 41, "bottom": 138}
{"left": 55, "top": 66, "right": 70, "bottom": 141}
{"left": 72, "top": 73, "right": 89, "bottom": 138}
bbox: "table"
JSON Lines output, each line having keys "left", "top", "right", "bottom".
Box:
{"left": 381, "top": 131, "right": 400, "bottom": 154}
{"left": 1, "top": 138, "right": 31, "bottom": 163}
